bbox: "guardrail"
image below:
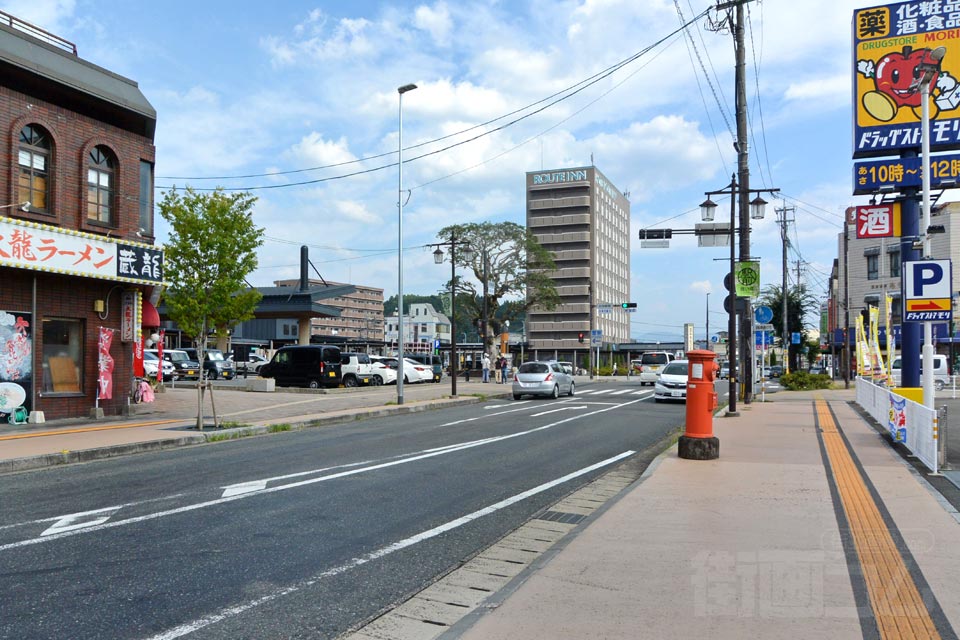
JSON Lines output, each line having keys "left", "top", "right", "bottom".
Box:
{"left": 856, "top": 377, "right": 939, "bottom": 473}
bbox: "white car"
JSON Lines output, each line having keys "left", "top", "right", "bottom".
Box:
{"left": 654, "top": 360, "right": 688, "bottom": 402}
{"left": 638, "top": 351, "right": 674, "bottom": 385}
{"left": 369, "top": 356, "right": 398, "bottom": 385}
{"left": 400, "top": 357, "right": 435, "bottom": 384}
{"left": 143, "top": 351, "right": 175, "bottom": 382}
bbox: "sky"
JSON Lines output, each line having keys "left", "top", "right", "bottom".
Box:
{"left": 0, "top": 0, "right": 882, "bottom": 342}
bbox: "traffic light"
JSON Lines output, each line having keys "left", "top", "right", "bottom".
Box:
{"left": 621, "top": 302, "right": 637, "bottom": 309}
{"left": 578, "top": 332, "right": 585, "bottom": 343}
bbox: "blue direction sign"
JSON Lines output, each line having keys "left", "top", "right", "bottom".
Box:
{"left": 754, "top": 330, "right": 773, "bottom": 347}
{"left": 754, "top": 305, "right": 773, "bottom": 324}
{"left": 590, "top": 329, "right": 602, "bottom": 347}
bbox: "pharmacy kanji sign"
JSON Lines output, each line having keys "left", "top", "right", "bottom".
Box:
{"left": 853, "top": 2, "right": 960, "bottom": 158}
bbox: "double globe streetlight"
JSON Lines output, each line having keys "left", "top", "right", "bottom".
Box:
{"left": 432, "top": 237, "right": 475, "bottom": 397}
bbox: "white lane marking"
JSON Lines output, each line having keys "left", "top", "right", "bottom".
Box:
{"left": 439, "top": 401, "right": 569, "bottom": 426}
{"left": 633, "top": 390, "right": 653, "bottom": 396}
{"left": 588, "top": 389, "right": 614, "bottom": 395}
{"left": 221, "top": 481, "right": 268, "bottom": 498}
{"left": 530, "top": 405, "right": 588, "bottom": 417}
{"left": 485, "top": 401, "right": 529, "bottom": 409}
{"left": 41, "top": 506, "right": 122, "bottom": 536}
{"left": 0, "top": 494, "right": 186, "bottom": 533}
{"left": 219, "top": 459, "right": 377, "bottom": 499}
{"left": 0, "top": 398, "right": 645, "bottom": 553}
{"left": 610, "top": 389, "right": 634, "bottom": 395}
{"left": 144, "top": 450, "right": 636, "bottom": 640}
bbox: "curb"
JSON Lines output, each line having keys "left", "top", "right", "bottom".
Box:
{"left": 0, "top": 391, "right": 512, "bottom": 475}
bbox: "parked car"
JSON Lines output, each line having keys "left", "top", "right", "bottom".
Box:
{"left": 770, "top": 365, "right": 783, "bottom": 378}
{"left": 638, "top": 351, "right": 674, "bottom": 385}
{"left": 181, "top": 348, "right": 236, "bottom": 380}
{"left": 235, "top": 353, "right": 268, "bottom": 376}
{"left": 143, "top": 351, "right": 175, "bottom": 382}
{"left": 400, "top": 357, "right": 435, "bottom": 384}
{"left": 145, "top": 349, "right": 199, "bottom": 380}
{"left": 259, "top": 344, "right": 342, "bottom": 389}
{"left": 408, "top": 353, "right": 443, "bottom": 382}
{"left": 512, "top": 360, "right": 575, "bottom": 400}
{"left": 340, "top": 352, "right": 375, "bottom": 387}
{"left": 718, "top": 362, "right": 730, "bottom": 380}
{"left": 654, "top": 360, "right": 689, "bottom": 403}
{"left": 369, "top": 356, "right": 398, "bottom": 385}
{"left": 891, "top": 355, "right": 951, "bottom": 391}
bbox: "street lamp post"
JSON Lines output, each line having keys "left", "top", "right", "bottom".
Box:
{"left": 396, "top": 82, "right": 417, "bottom": 406}
{"left": 432, "top": 235, "right": 474, "bottom": 397}
{"left": 700, "top": 175, "right": 775, "bottom": 417}
{"left": 917, "top": 48, "right": 945, "bottom": 409}
{"left": 0, "top": 201, "right": 30, "bottom": 212}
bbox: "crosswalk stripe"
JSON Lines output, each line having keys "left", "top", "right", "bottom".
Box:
{"left": 610, "top": 389, "right": 633, "bottom": 395}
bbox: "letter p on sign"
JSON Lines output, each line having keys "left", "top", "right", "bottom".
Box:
{"left": 907, "top": 260, "right": 950, "bottom": 298}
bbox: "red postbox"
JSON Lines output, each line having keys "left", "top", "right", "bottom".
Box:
{"left": 679, "top": 349, "right": 719, "bottom": 460}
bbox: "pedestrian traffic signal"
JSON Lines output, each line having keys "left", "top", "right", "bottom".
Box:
{"left": 578, "top": 332, "right": 585, "bottom": 343}
{"left": 621, "top": 302, "right": 637, "bottom": 309}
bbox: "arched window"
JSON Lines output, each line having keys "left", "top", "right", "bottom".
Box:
{"left": 87, "top": 146, "right": 115, "bottom": 225}
{"left": 18, "top": 125, "right": 50, "bottom": 212}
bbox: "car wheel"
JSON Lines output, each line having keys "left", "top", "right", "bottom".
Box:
{"left": 374, "top": 375, "right": 384, "bottom": 386}
{"left": 404, "top": 375, "right": 410, "bottom": 384}
{"left": 936, "top": 379, "right": 945, "bottom": 391}
{"left": 552, "top": 385, "right": 559, "bottom": 399}
{"left": 343, "top": 375, "right": 358, "bottom": 388}
{"left": 513, "top": 393, "right": 522, "bottom": 400}
{"left": 568, "top": 382, "right": 575, "bottom": 397}
{"left": 209, "top": 370, "right": 218, "bottom": 380}
{"left": 308, "top": 379, "right": 320, "bottom": 389}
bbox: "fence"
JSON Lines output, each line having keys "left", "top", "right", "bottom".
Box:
{"left": 856, "top": 377, "right": 939, "bottom": 474}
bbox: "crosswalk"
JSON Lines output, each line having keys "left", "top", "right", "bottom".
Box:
{"left": 577, "top": 387, "right": 651, "bottom": 396}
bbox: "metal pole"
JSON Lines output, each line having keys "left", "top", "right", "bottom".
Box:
{"left": 728, "top": 175, "right": 738, "bottom": 416}
{"left": 397, "top": 83, "right": 417, "bottom": 405}
{"left": 450, "top": 237, "right": 458, "bottom": 397}
{"left": 482, "top": 249, "right": 488, "bottom": 363}
{"left": 734, "top": 1, "right": 753, "bottom": 404}
{"left": 844, "top": 211, "right": 851, "bottom": 388}
{"left": 921, "top": 60, "right": 938, "bottom": 408}
{"left": 780, "top": 202, "right": 790, "bottom": 374}
{"left": 706, "top": 292, "right": 710, "bottom": 351}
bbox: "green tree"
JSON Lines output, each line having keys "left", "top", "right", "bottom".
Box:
{"left": 437, "top": 222, "right": 558, "bottom": 355}
{"left": 758, "top": 283, "right": 820, "bottom": 372}
{"left": 159, "top": 187, "right": 264, "bottom": 428}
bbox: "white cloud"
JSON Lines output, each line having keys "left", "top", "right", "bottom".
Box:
{"left": 414, "top": 2, "right": 453, "bottom": 46}
{"left": 690, "top": 280, "right": 712, "bottom": 295}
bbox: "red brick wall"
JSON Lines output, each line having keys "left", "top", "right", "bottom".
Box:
{"left": 0, "top": 84, "right": 155, "bottom": 240}
{"left": 0, "top": 65, "right": 156, "bottom": 420}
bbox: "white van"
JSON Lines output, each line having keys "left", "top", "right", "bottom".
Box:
{"left": 891, "top": 355, "right": 951, "bottom": 390}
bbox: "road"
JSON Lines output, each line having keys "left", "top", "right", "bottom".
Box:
{"left": 0, "top": 382, "right": 684, "bottom": 640}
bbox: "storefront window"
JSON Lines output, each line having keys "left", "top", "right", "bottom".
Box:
{"left": 42, "top": 318, "right": 83, "bottom": 393}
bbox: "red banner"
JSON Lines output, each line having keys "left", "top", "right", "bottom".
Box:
{"left": 98, "top": 327, "right": 115, "bottom": 400}
{"left": 133, "top": 335, "right": 144, "bottom": 378}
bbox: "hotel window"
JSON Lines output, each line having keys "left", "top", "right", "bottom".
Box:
{"left": 87, "top": 146, "right": 115, "bottom": 225}
{"left": 888, "top": 248, "right": 901, "bottom": 278}
{"left": 42, "top": 318, "right": 83, "bottom": 393}
{"left": 865, "top": 247, "right": 880, "bottom": 280}
{"left": 18, "top": 124, "right": 51, "bottom": 212}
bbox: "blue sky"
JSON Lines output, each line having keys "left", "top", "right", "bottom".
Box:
{"left": 1, "top": 0, "right": 876, "bottom": 341}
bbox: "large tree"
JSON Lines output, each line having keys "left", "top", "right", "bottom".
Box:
{"left": 758, "top": 283, "right": 820, "bottom": 372}
{"left": 436, "top": 222, "right": 559, "bottom": 355}
{"left": 159, "top": 187, "right": 264, "bottom": 428}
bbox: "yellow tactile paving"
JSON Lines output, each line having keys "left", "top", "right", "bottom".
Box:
{"left": 815, "top": 398, "right": 940, "bottom": 640}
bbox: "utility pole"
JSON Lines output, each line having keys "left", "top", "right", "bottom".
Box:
{"left": 776, "top": 202, "right": 794, "bottom": 373}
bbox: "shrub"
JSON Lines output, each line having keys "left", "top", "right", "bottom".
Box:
{"left": 779, "top": 371, "right": 833, "bottom": 391}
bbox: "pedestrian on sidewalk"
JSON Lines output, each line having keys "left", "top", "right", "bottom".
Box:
{"left": 482, "top": 353, "right": 491, "bottom": 383}
{"left": 612, "top": 362, "right": 618, "bottom": 377}
{"left": 500, "top": 356, "right": 509, "bottom": 383}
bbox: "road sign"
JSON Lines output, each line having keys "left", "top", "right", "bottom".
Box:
{"left": 903, "top": 259, "right": 953, "bottom": 322}
{"left": 754, "top": 306, "right": 773, "bottom": 324}
{"left": 791, "top": 332, "right": 801, "bottom": 345}
{"left": 590, "top": 329, "right": 602, "bottom": 347}
{"left": 756, "top": 323, "right": 774, "bottom": 332}
{"left": 735, "top": 261, "right": 760, "bottom": 298}
{"left": 755, "top": 330, "right": 773, "bottom": 346}
{"left": 710, "top": 335, "right": 720, "bottom": 343}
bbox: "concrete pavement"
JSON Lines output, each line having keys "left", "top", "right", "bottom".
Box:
{"left": 3, "top": 380, "right": 960, "bottom": 639}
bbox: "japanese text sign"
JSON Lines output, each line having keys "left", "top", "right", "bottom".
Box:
{"left": 855, "top": 202, "right": 902, "bottom": 238}
{"left": 853, "top": 2, "right": 960, "bottom": 158}
{"left": 0, "top": 216, "right": 164, "bottom": 285}
{"left": 854, "top": 154, "right": 960, "bottom": 193}
{"left": 903, "top": 258, "right": 953, "bottom": 321}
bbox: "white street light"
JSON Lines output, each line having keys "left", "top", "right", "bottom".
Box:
{"left": 396, "top": 82, "right": 417, "bottom": 406}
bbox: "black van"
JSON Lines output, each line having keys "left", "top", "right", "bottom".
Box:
{"left": 259, "top": 345, "right": 342, "bottom": 388}
{"left": 408, "top": 353, "right": 443, "bottom": 382}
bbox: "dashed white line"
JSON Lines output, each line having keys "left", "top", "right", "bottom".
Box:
{"left": 143, "top": 450, "right": 636, "bottom": 640}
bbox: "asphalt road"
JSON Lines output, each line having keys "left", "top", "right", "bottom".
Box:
{"left": 0, "top": 382, "right": 684, "bottom": 640}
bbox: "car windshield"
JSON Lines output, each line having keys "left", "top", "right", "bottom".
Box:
{"left": 519, "top": 363, "right": 549, "bottom": 374}
{"left": 207, "top": 351, "right": 224, "bottom": 361}
{"left": 144, "top": 352, "right": 158, "bottom": 361}
{"left": 662, "top": 362, "right": 688, "bottom": 375}
{"left": 641, "top": 353, "right": 669, "bottom": 365}
{"left": 167, "top": 352, "right": 189, "bottom": 362}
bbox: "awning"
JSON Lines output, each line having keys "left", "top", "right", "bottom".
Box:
{"left": 142, "top": 299, "right": 160, "bottom": 327}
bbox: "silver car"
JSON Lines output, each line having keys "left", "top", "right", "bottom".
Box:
{"left": 512, "top": 361, "right": 575, "bottom": 400}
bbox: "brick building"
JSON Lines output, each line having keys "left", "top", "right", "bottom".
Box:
{"left": 0, "top": 14, "right": 160, "bottom": 420}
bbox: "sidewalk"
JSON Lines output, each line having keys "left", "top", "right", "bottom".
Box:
{"left": 445, "top": 388, "right": 960, "bottom": 639}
